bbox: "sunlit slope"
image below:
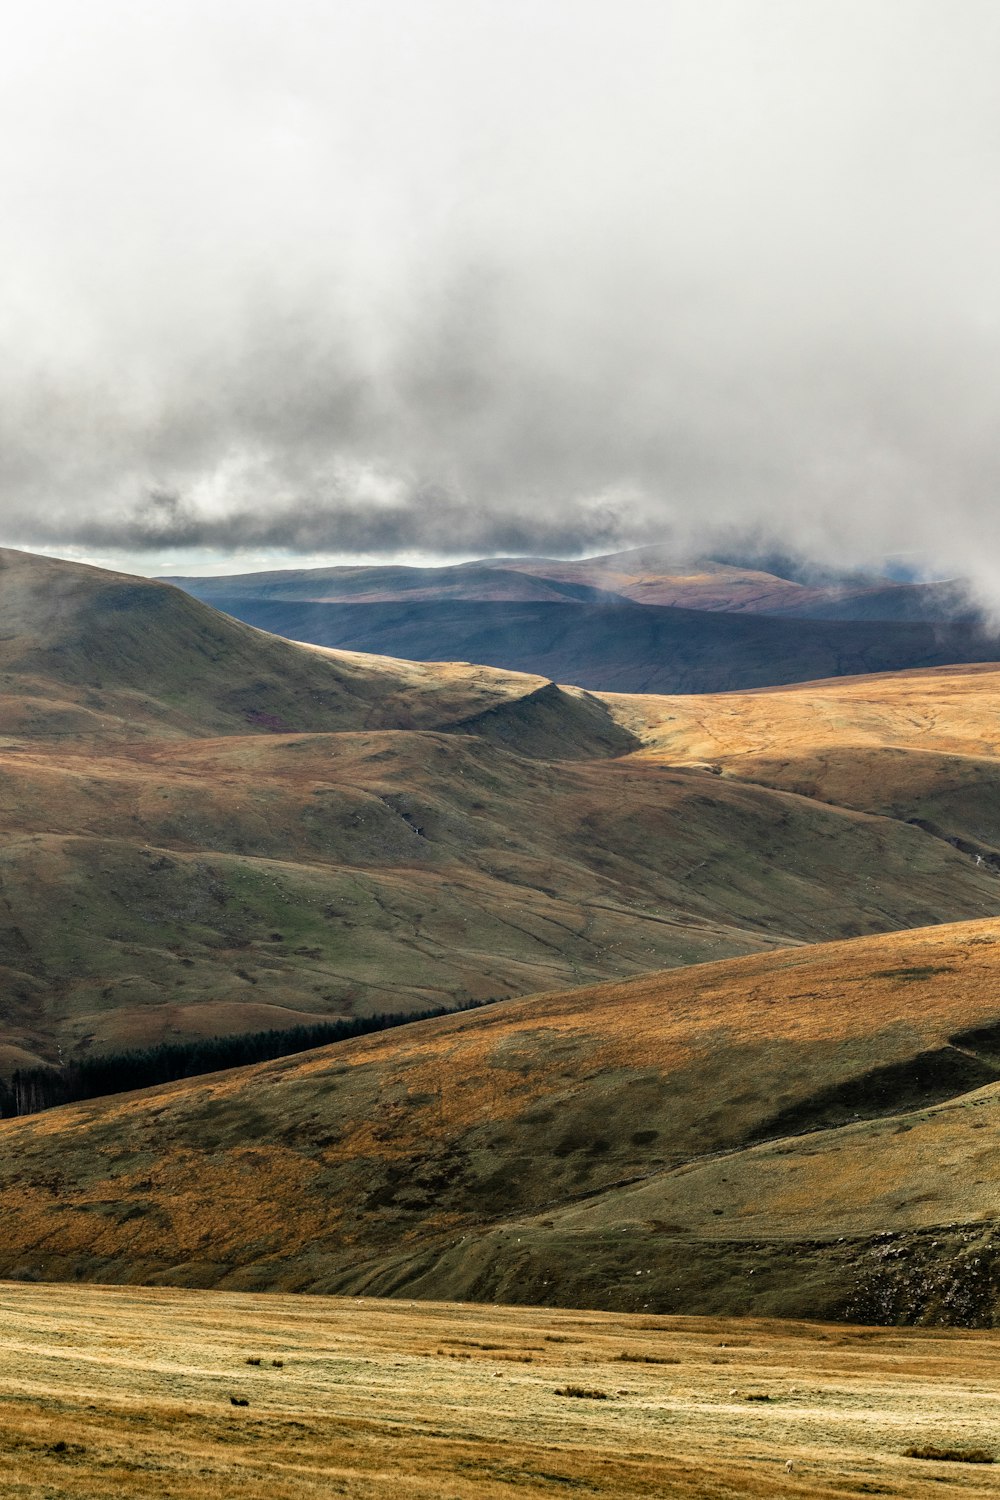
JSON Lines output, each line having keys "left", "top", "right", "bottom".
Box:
{"left": 612, "top": 664, "right": 1000, "bottom": 863}
{"left": 5, "top": 918, "right": 1000, "bottom": 1322}
{"left": 616, "top": 663, "right": 1000, "bottom": 762}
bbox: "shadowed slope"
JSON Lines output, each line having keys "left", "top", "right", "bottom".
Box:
{"left": 448, "top": 680, "right": 637, "bottom": 758}
{"left": 6, "top": 919, "right": 1000, "bottom": 1324}
{"left": 5, "top": 551, "right": 1000, "bottom": 1065}
{"left": 7, "top": 723, "right": 997, "bottom": 1063}
{"left": 176, "top": 595, "right": 1000, "bottom": 694}
{"left": 167, "top": 559, "right": 625, "bottom": 604}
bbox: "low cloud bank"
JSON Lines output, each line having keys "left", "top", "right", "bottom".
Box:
{"left": 3, "top": 2, "right": 1000, "bottom": 600}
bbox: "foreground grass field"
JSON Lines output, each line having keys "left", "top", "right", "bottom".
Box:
{"left": 1, "top": 1283, "right": 998, "bottom": 1499}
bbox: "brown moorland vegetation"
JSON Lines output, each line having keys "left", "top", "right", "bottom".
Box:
{"left": 2, "top": 1281, "right": 999, "bottom": 1499}
{"left": 4, "top": 548, "right": 999, "bottom": 1066}
{"left": 3, "top": 918, "right": 1000, "bottom": 1318}
{"left": 617, "top": 663, "right": 1000, "bottom": 853}
{"left": 9, "top": 548, "right": 1000, "bottom": 1328}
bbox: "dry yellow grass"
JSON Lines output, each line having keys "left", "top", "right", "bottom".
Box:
{"left": 0, "top": 1281, "right": 998, "bottom": 1499}
{"left": 611, "top": 663, "right": 1000, "bottom": 766}
{"left": 606, "top": 664, "right": 1000, "bottom": 901}
{"left": 8, "top": 550, "right": 1000, "bottom": 1325}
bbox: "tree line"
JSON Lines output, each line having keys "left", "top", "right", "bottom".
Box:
{"left": 0, "top": 997, "right": 499, "bottom": 1118}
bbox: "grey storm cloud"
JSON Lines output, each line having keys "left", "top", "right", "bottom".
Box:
{"left": 3, "top": 0, "right": 1000, "bottom": 589}
{"left": 60, "top": 488, "right": 634, "bottom": 558}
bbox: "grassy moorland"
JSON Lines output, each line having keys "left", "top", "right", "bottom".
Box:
{"left": 1, "top": 1282, "right": 999, "bottom": 1499}
{"left": 3, "top": 548, "right": 998, "bottom": 1068}
{"left": 14, "top": 717, "right": 992, "bottom": 1064}
{"left": 3, "top": 918, "right": 1000, "bottom": 1319}
{"left": 615, "top": 663, "right": 1000, "bottom": 864}
{"left": 8, "top": 548, "right": 1000, "bottom": 1327}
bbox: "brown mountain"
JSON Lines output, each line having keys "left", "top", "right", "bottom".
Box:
{"left": 1, "top": 549, "right": 998, "bottom": 1074}
{"left": 3, "top": 547, "right": 1000, "bottom": 1323}
{"left": 165, "top": 543, "right": 993, "bottom": 694}
{"left": 4, "top": 916, "right": 1000, "bottom": 1326}
{"left": 167, "top": 545, "right": 978, "bottom": 619}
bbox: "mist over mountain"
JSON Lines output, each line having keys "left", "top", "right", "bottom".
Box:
{"left": 3, "top": 3, "right": 1000, "bottom": 609}
{"left": 168, "top": 548, "right": 994, "bottom": 694}
{"left": 169, "top": 546, "right": 983, "bottom": 618}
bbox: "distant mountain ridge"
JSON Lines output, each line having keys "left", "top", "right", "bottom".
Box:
{"left": 166, "top": 548, "right": 990, "bottom": 693}
{"left": 159, "top": 594, "right": 1000, "bottom": 695}
{"left": 166, "top": 546, "right": 980, "bottom": 619}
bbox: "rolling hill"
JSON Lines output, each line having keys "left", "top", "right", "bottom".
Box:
{"left": 168, "top": 545, "right": 981, "bottom": 620}
{"left": 615, "top": 662, "right": 1000, "bottom": 867}
{"left": 0, "top": 546, "right": 598, "bottom": 742}
{"left": 165, "top": 547, "right": 990, "bottom": 694}
{"left": 5, "top": 547, "right": 1000, "bottom": 1323}
{"left": 4, "top": 547, "right": 999, "bottom": 1072}
{"left": 4, "top": 917, "right": 1000, "bottom": 1326}
{"left": 153, "top": 594, "right": 1000, "bottom": 695}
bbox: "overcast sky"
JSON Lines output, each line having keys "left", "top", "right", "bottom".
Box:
{"left": 3, "top": 1, "right": 1000, "bottom": 587}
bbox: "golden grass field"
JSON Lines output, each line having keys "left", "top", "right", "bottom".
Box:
{"left": 616, "top": 662, "right": 1000, "bottom": 763}
{"left": 2, "top": 1281, "right": 1000, "bottom": 1499}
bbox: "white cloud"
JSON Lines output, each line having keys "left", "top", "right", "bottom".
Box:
{"left": 2, "top": 1, "right": 1000, "bottom": 588}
